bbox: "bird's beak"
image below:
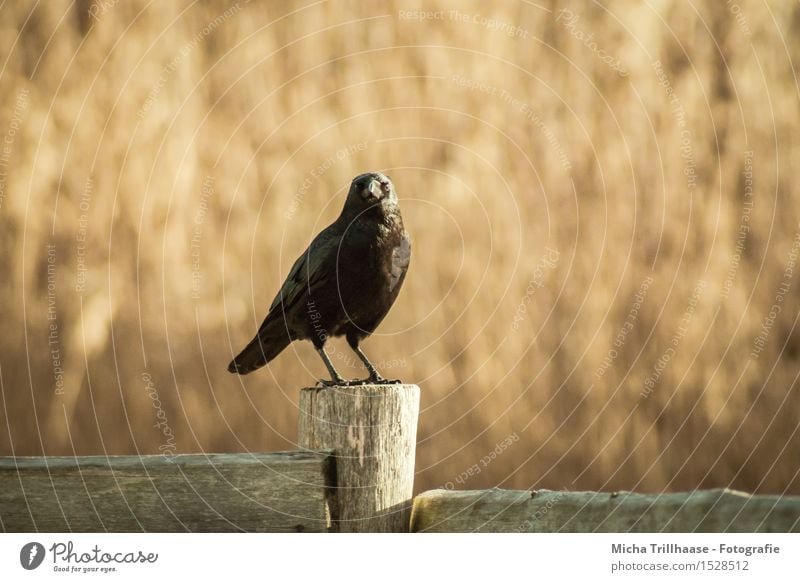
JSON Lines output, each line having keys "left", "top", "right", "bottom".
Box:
{"left": 367, "top": 179, "right": 383, "bottom": 200}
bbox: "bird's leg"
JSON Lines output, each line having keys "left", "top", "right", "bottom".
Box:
{"left": 351, "top": 345, "right": 400, "bottom": 385}
{"left": 315, "top": 347, "right": 347, "bottom": 387}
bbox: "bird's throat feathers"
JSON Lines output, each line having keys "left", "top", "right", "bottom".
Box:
{"left": 340, "top": 195, "right": 401, "bottom": 227}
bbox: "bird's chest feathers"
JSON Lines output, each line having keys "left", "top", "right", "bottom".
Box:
{"left": 339, "top": 218, "right": 404, "bottom": 290}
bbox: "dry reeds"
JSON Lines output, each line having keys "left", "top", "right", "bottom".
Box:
{"left": 0, "top": 0, "right": 798, "bottom": 494}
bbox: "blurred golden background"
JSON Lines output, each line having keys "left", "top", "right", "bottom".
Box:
{"left": 1, "top": 0, "right": 798, "bottom": 494}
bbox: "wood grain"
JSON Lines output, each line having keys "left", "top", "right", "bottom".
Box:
{"left": 411, "top": 488, "right": 800, "bottom": 532}
{"left": 299, "top": 384, "right": 420, "bottom": 532}
{"left": 0, "top": 451, "right": 334, "bottom": 532}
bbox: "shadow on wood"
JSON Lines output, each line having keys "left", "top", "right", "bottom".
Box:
{"left": 299, "top": 383, "right": 420, "bottom": 533}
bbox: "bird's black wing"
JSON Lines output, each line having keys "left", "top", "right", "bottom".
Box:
{"left": 267, "top": 227, "right": 341, "bottom": 319}
{"left": 227, "top": 226, "right": 341, "bottom": 374}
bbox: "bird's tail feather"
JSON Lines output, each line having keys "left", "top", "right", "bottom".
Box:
{"left": 227, "top": 326, "right": 292, "bottom": 375}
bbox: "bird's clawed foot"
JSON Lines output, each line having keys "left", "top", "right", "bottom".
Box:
{"left": 315, "top": 344, "right": 404, "bottom": 387}
{"left": 316, "top": 378, "right": 342, "bottom": 387}
{"left": 366, "top": 373, "right": 402, "bottom": 385}
{"left": 315, "top": 376, "right": 402, "bottom": 387}
{"left": 315, "top": 377, "right": 374, "bottom": 387}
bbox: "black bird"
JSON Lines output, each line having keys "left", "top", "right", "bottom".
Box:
{"left": 228, "top": 172, "right": 411, "bottom": 385}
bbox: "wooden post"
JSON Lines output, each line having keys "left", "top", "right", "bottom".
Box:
{"left": 298, "top": 384, "right": 420, "bottom": 533}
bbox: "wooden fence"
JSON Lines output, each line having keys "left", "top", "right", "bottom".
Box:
{"left": 2, "top": 384, "right": 799, "bottom": 533}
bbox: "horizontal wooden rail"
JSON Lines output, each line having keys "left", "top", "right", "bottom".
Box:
{"left": 0, "top": 451, "right": 334, "bottom": 533}
{"left": 411, "top": 488, "right": 800, "bottom": 533}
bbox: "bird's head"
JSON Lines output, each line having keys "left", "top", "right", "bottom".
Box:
{"left": 345, "top": 172, "right": 398, "bottom": 213}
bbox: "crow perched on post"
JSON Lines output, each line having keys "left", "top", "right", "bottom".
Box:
{"left": 228, "top": 172, "right": 411, "bottom": 385}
